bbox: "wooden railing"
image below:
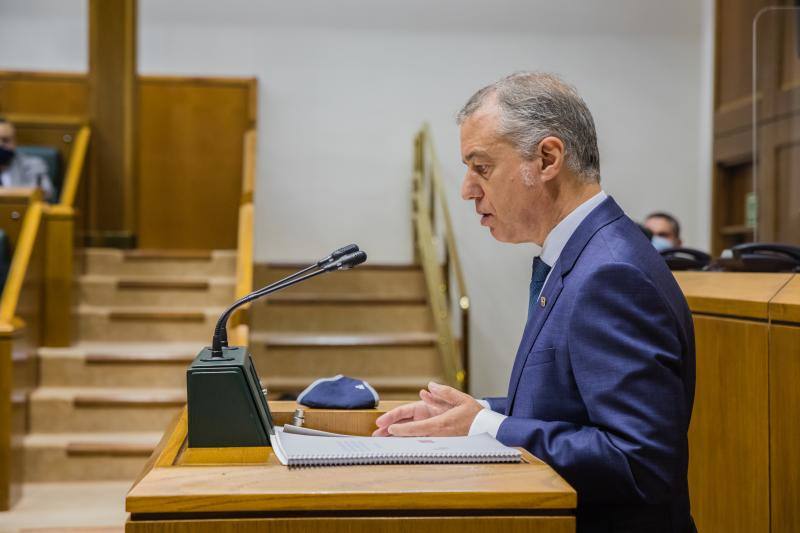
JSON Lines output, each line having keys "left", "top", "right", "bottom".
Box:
{"left": 0, "top": 191, "right": 44, "bottom": 323}
{"left": 412, "top": 124, "right": 469, "bottom": 390}
{"left": 44, "top": 123, "right": 91, "bottom": 346}
{"left": 0, "top": 120, "right": 90, "bottom": 509}
{"left": 0, "top": 188, "right": 43, "bottom": 510}
{"left": 59, "top": 124, "right": 91, "bottom": 207}
{"left": 229, "top": 129, "right": 256, "bottom": 347}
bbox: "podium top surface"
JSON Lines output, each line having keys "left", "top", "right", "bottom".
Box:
{"left": 771, "top": 275, "right": 800, "bottom": 324}
{"left": 673, "top": 272, "right": 795, "bottom": 319}
{"left": 127, "top": 406, "right": 576, "bottom": 515}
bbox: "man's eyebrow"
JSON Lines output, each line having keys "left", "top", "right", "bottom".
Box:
{"left": 462, "top": 149, "right": 490, "bottom": 164}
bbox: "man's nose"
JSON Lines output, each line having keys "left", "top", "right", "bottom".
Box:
{"left": 461, "top": 174, "right": 482, "bottom": 201}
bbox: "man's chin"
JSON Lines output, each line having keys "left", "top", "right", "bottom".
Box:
{"left": 487, "top": 227, "right": 530, "bottom": 244}
{"left": 488, "top": 226, "right": 510, "bottom": 242}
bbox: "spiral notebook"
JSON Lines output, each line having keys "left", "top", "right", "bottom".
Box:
{"left": 271, "top": 427, "right": 522, "bottom": 467}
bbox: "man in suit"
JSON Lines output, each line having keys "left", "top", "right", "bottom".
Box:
{"left": 0, "top": 117, "right": 56, "bottom": 201}
{"left": 374, "top": 72, "right": 696, "bottom": 533}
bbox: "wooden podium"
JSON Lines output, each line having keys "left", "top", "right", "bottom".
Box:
{"left": 126, "top": 401, "right": 576, "bottom": 532}
{"left": 674, "top": 272, "right": 800, "bottom": 533}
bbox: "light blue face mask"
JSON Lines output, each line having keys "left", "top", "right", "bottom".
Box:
{"left": 651, "top": 236, "right": 674, "bottom": 252}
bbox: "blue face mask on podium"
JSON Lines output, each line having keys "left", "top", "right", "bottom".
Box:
{"left": 0, "top": 146, "right": 15, "bottom": 166}
{"left": 651, "top": 235, "right": 674, "bottom": 252}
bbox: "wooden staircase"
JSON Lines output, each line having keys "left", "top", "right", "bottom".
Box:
{"left": 251, "top": 264, "right": 445, "bottom": 400}
{"left": 23, "top": 248, "right": 236, "bottom": 482}
{"left": 22, "top": 252, "right": 445, "bottom": 482}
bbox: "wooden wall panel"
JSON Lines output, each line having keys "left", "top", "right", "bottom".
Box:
{"left": 774, "top": 140, "right": 800, "bottom": 245}
{"left": 779, "top": 11, "right": 800, "bottom": 92}
{"left": 714, "top": 1, "right": 800, "bottom": 253}
{"left": 745, "top": 114, "right": 800, "bottom": 244}
{"left": 0, "top": 72, "right": 88, "bottom": 116}
{"left": 688, "top": 315, "right": 770, "bottom": 533}
{"left": 769, "top": 324, "right": 800, "bottom": 533}
{"left": 137, "top": 77, "right": 256, "bottom": 250}
{"left": 773, "top": 6, "right": 800, "bottom": 118}
{"left": 715, "top": 0, "right": 773, "bottom": 130}
{"left": 0, "top": 71, "right": 256, "bottom": 250}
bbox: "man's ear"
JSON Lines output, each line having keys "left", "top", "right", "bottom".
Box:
{"left": 537, "top": 136, "right": 565, "bottom": 182}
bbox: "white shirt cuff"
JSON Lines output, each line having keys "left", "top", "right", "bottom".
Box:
{"left": 476, "top": 399, "right": 490, "bottom": 409}
{"left": 468, "top": 407, "right": 507, "bottom": 438}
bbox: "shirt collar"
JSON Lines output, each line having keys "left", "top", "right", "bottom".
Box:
{"left": 540, "top": 190, "right": 607, "bottom": 267}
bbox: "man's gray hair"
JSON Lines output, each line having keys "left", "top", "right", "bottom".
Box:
{"left": 457, "top": 72, "right": 600, "bottom": 183}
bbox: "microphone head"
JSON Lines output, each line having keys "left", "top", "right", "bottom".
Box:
{"left": 331, "top": 243, "right": 359, "bottom": 260}
{"left": 317, "top": 244, "right": 360, "bottom": 266}
{"left": 325, "top": 250, "right": 368, "bottom": 271}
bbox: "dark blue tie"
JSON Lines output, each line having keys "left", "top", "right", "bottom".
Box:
{"left": 527, "top": 256, "right": 551, "bottom": 322}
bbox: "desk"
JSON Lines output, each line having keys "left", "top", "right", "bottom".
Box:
{"left": 674, "top": 272, "right": 799, "bottom": 533}
{"left": 126, "top": 403, "right": 576, "bottom": 532}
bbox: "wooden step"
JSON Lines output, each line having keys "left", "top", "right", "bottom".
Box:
{"left": 250, "top": 332, "right": 443, "bottom": 379}
{"left": 38, "top": 343, "right": 197, "bottom": 388}
{"left": 253, "top": 302, "right": 433, "bottom": 333}
{"left": 78, "top": 274, "right": 235, "bottom": 307}
{"left": 263, "top": 292, "right": 426, "bottom": 304}
{"left": 76, "top": 305, "right": 222, "bottom": 342}
{"left": 29, "top": 387, "right": 185, "bottom": 433}
{"left": 257, "top": 331, "right": 438, "bottom": 347}
{"left": 257, "top": 263, "right": 426, "bottom": 298}
{"left": 23, "top": 432, "right": 160, "bottom": 482}
{"left": 2, "top": 481, "right": 129, "bottom": 532}
{"left": 83, "top": 248, "right": 236, "bottom": 277}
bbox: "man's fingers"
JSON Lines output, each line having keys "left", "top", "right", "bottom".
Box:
{"left": 427, "top": 381, "right": 469, "bottom": 404}
{"left": 420, "top": 389, "right": 451, "bottom": 410}
{"left": 372, "top": 426, "right": 392, "bottom": 437}
{"left": 388, "top": 417, "right": 439, "bottom": 437}
{"left": 375, "top": 402, "right": 423, "bottom": 428}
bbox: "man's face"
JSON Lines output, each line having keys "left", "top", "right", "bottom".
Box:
{"left": 460, "top": 103, "right": 544, "bottom": 244}
{"left": 0, "top": 122, "right": 16, "bottom": 151}
{"left": 644, "top": 216, "right": 680, "bottom": 247}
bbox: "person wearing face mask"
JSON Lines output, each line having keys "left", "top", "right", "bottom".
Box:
{"left": 0, "top": 117, "right": 56, "bottom": 202}
{"left": 373, "top": 72, "right": 696, "bottom": 533}
{"left": 644, "top": 212, "right": 682, "bottom": 251}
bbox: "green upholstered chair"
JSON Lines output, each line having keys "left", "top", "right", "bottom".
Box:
{"left": 16, "top": 145, "right": 63, "bottom": 203}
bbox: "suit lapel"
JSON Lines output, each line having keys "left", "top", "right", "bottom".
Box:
{"left": 505, "top": 262, "right": 564, "bottom": 414}
{"left": 504, "top": 196, "right": 626, "bottom": 415}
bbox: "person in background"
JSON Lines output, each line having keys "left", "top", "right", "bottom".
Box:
{"left": 644, "top": 212, "right": 682, "bottom": 251}
{"left": 0, "top": 116, "right": 56, "bottom": 202}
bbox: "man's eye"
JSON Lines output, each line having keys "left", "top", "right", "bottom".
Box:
{"left": 474, "top": 165, "right": 488, "bottom": 176}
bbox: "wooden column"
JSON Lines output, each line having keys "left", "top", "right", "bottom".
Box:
{"left": 88, "top": 0, "right": 137, "bottom": 247}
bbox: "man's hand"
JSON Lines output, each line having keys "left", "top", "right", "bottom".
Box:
{"left": 372, "top": 382, "right": 483, "bottom": 437}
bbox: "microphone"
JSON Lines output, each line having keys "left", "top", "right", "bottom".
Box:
{"left": 211, "top": 246, "right": 365, "bottom": 356}
{"left": 186, "top": 245, "right": 367, "bottom": 449}
{"left": 317, "top": 243, "right": 360, "bottom": 266}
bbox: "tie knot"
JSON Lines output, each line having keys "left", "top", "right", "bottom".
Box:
{"left": 531, "top": 257, "right": 551, "bottom": 283}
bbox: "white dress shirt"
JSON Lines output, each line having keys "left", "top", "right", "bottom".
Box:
{"left": 469, "top": 190, "right": 608, "bottom": 436}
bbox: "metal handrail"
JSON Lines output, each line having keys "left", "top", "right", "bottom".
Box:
{"left": 412, "top": 123, "right": 470, "bottom": 390}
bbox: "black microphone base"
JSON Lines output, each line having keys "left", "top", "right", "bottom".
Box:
{"left": 186, "top": 346, "right": 275, "bottom": 448}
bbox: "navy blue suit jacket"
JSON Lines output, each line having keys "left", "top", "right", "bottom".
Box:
{"left": 486, "top": 197, "right": 695, "bottom": 533}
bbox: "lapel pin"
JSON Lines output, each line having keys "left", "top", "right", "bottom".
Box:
{"left": 540, "top": 296, "right": 547, "bottom": 307}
